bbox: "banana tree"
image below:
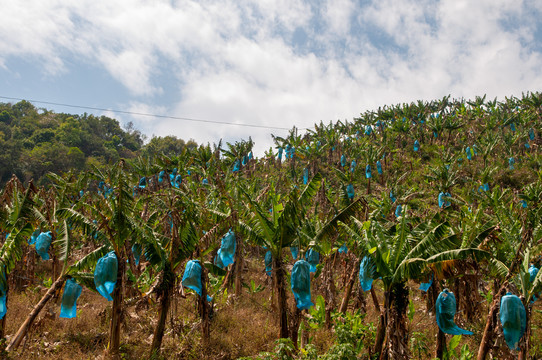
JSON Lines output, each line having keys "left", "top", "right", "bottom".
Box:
{"left": 339, "top": 209, "right": 489, "bottom": 359}
{"left": 55, "top": 161, "right": 150, "bottom": 359}
{"left": 239, "top": 173, "right": 322, "bottom": 339}
{"left": 0, "top": 182, "right": 35, "bottom": 339}
{"left": 143, "top": 187, "right": 201, "bottom": 357}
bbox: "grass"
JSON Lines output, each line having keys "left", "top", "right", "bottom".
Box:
{"left": 2, "top": 253, "right": 541, "bottom": 359}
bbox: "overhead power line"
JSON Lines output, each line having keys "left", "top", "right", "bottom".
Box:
{"left": 0, "top": 95, "right": 299, "bottom": 131}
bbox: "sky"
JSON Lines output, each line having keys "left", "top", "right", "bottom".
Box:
{"left": 1, "top": 0, "right": 542, "bottom": 155}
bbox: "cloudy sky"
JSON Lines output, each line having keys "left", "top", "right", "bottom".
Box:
{"left": 1, "top": 0, "right": 541, "bottom": 154}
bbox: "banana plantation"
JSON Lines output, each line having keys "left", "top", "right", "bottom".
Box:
{"left": 1, "top": 92, "right": 542, "bottom": 359}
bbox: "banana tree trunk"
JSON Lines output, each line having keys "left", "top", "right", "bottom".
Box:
{"left": 518, "top": 302, "right": 532, "bottom": 360}
{"left": 290, "top": 307, "right": 301, "bottom": 349}
{"left": 339, "top": 259, "right": 361, "bottom": 313}
{"left": 149, "top": 268, "right": 174, "bottom": 358}
{"left": 234, "top": 235, "right": 243, "bottom": 296}
{"left": 373, "top": 290, "right": 387, "bottom": 358}
{"left": 107, "top": 259, "right": 125, "bottom": 360}
{"left": 435, "top": 328, "right": 447, "bottom": 359}
{"left": 199, "top": 265, "right": 210, "bottom": 346}
{"left": 273, "top": 254, "right": 289, "bottom": 339}
{"left": 7, "top": 274, "right": 67, "bottom": 352}
{"left": 477, "top": 287, "right": 506, "bottom": 360}
{"left": 381, "top": 282, "right": 409, "bottom": 360}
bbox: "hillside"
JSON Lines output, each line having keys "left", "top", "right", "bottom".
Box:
{"left": 1, "top": 92, "right": 542, "bottom": 360}
{"left": 0, "top": 100, "right": 198, "bottom": 185}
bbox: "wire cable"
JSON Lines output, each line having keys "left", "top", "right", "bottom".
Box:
{"left": 0, "top": 95, "right": 298, "bottom": 131}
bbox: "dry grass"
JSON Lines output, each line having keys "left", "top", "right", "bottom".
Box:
{"left": 2, "top": 256, "right": 541, "bottom": 359}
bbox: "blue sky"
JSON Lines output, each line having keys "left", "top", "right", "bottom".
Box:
{"left": 1, "top": 0, "right": 542, "bottom": 154}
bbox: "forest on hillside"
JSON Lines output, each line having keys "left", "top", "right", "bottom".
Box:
{"left": 0, "top": 100, "right": 198, "bottom": 185}
{"left": 1, "top": 92, "right": 542, "bottom": 360}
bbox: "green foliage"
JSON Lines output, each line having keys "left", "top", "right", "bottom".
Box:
{"left": 308, "top": 295, "right": 326, "bottom": 329}
{"left": 3, "top": 91, "right": 542, "bottom": 359}
{"left": 438, "top": 335, "right": 474, "bottom": 360}
{"left": 331, "top": 311, "right": 375, "bottom": 355}
{"left": 243, "top": 338, "right": 296, "bottom": 360}
{"left": 242, "top": 279, "right": 266, "bottom": 295}
{"left": 410, "top": 331, "right": 430, "bottom": 358}
{"left": 0, "top": 101, "right": 201, "bottom": 185}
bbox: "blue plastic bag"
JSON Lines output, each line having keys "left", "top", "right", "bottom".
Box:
{"left": 341, "top": 155, "right": 347, "bottom": 167}
{"left": 529, "top": 264, "right": 540, "bottom": 301}
{"left": 173, "top": 174, "right": 182, "bottom": 188}
{"left": 529, "top": 128, "right": 535, "bottom": 140}
{"left": 35, "top": 231, "right": 53, "bottom": 260}
{"left": 182, "top": 260, "right": 203, "bottom": 296}
{"left": 169, "top": 168, "right": 178, "bottom": 183}
{"left": 436, "top": 289, "right": 472, "bottom": 335}
{"left": 291, "top": 246, "right": 299, "bottom": 260}
{"left": 158, "top": 170, "right": 165, "bottom": 183}
{"left": 265, "top": 250, "right": 272, "bottom": 276}
{"left": 377, "top": 160, "right": 383, "bottom": 175}
{"left": 395, "top": 204, "right": 402, "bottom": 217}
{"left": 60, "top": 278, "right": 82, "bottom": 318}
{"left": 346, "top": 184, "right": 355, "bottom": 200}
{"left": 510, "top": 123, "right": 516, "bottom": 132}
{"left": 365, "top": 124, "right": 372, "bottom": 135}
{"left": 0, "top": 266, "right": 6, "bottom": 319}
{"left": 305, "top": 249, "right": 319, "bottom": 273}
{"left": 233, "top": 159, "right": 240, "bottom": 172}
{"left": 132, "top": 243, "right": 142, "bottom": 266}
{"left": 138, "top": 177, "right": 146, "bottom": 189}
{"left": 466, "top": 147, "right": 472, "bottom": 160}
{"left": 202, "top": 178, "right": 209, "bottom": 185}
{"left": 291, "top": 260, "right": 314, "bottom": 310}
{"left": 419, "top": 274, "right": 433, "bottom": 292}
{"left": 366, "top": 165, "right": 372, "bottom": 179}
{"left": 529, "top": 264, "right": 539, "bottom": 282}
{"left": 216, "top": 230, "right": 236, "bottom": 268}
{"left": 390, "top": 190, "right": 396, "bottom": 203}
{"left": 303, "top": 168, "right": 309, "bottom": 185}
{"left": 438, "top": 192, "right": 451, "bottom": 208}
{"left": 413, "top": 140, "right": 420, "bottom": 152}
{"left": 338, "top": 244, "right": 348, "bottom": 254}
{"left": 242, "top": 155, "right": 248, "bottom": 166}
{"left": 509, "top": 157, "right": 515, "bottom": 170}
{"left": 214, "top": 249, "right": 225, "bottom": 269}
{"left": 359, "top": 256, "right": 375, "bottom": 291}
{"left": 28, "top": 228, "right": 40, "bottom": 245}
{"left": 94, "top": 251, "right": 118, "bottom": 301}
{"left": 278, "top": 148, "right": 283, "bottom": 160}
{"left": 350, "top": 160, "right": 357, "bottom": 173}
{"left": 500, "top": 293, "right": 526, "bottom": 350}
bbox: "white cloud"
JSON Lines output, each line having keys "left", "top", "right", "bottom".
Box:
{"left": 323, "top": 0, "right": 355, "bottom": 37}
{"left": 1, "top": 0, "right": 542, "bottom": 155}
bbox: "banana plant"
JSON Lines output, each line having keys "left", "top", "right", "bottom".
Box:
{"left": 144, "top": 187, "right": 201, "bottom": 357}
{"left": 339, "top": 209, "right": 489, "bottom": 359}
{"left": 239, "top": 173, "right": 322, "bottom": 339}
{"left": 0, "top": 181, "right": 35, "bottom": 339}
{"left": 54, "top": 161, "right": 153, "bottom": 360}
